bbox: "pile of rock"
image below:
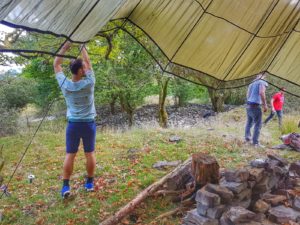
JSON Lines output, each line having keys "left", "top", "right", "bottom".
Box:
{"left": 183, "top": 154, "right": 300, "bottom": 224}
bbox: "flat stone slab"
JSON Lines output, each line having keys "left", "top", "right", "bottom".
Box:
{"left": 152, "top": 160, "right": 181, "bottom": 170}
{"left": 220, "top": 179, "right": 247, "bottom": 194}
{"left": 262, "top": 194, "right": 287, "bottom": 206}
{"left": 197, "top": 202, "right": 226, "bottom": 219}
{"left": 290, "top": 161, "right": 300, "bottom": 176}
{"left": 267, "top": 154, "right": 289, "bottom": 167}
{"left": 268, "top": 205, "right": 300, "bottom": 223}
{"left": 196, "top": 189, "right": 221, "bottom": 207}
{"left": 183, "top": 209, "right": 219, "bottom": 225}
{"left": 224, "top": 169, "right": 249, "bottom": 182}
{"left": 169, "top": 136, "right": 181, "bottom": 143}
{"left": 250, "top": 159, "right": 268, "bottom": 168}
{"left": 293, "top": 196, "right": 300, "bottom": 211}
{"left": 222, "top": 206, "right": 258, "bottom": 224}
{"left": 204, "top": 184, "right": 234, "bottom": 204}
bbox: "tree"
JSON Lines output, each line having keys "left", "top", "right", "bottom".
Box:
{"left": 90, "top": 29, "right": 157, "bottom": 126}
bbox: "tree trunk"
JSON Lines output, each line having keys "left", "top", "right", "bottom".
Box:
{"left": 109, "top": 94, "right": 117, "bottom": 115}
{"left": 208, "top": 88, "right": 229, "bottom": 113}
{"left": 100, "top": 158, "right": 192, "bottom": 225}
{"left": 158, "top": 78, "right": 170, "bottom": 128}
{"left": 119, "top": 93, "right": 134, "bottom": 127}
{"left": 191, "top": 153, "right": 220, "bottom": 188}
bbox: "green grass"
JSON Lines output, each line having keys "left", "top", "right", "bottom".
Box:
{"left": 0, "top": 108, "right": 299, "bottom": 225}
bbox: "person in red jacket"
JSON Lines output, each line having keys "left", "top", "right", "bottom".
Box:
{"left": 264, "top": 87, "right": 286, "bottom": 127}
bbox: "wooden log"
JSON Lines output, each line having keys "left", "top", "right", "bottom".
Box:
{"left": 100, "top": 158, "right": 192, "bottom": 225}
{"left": 164, "top": 160, "right": 193, "bottom": 190}
{"left": 191, "top": 153, "right": 220, "bottom": 188}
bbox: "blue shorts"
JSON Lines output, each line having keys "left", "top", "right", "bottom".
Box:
{"left": 66, "top": 121, "right": 96, "bottom": 153}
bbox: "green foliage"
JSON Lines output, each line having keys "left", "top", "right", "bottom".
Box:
{"left": 89, "top": 30, "right": 157, "bottom": 124}
{"left": 0, "top": 74, "right": 36, "bottom": 109}
{"left": 0, "top": 103, "right": 18, "bottom": 136}
{"left": 281, "top": 115, "right": 300, "bottom": 134}
{"left": 22, "top": 58, "right": 60, "bottom": 107}
{"left": 170, "top": 78, "right": 208, "bottom": 106}
{"left": 224, "top": 87, "right": 247, "bottom": 105}
{"left": 0, "top": 73, "right": 37, "bottom": 136}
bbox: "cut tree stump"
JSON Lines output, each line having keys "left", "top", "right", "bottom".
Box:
{"left": 191, "top": 153, "right": 220, "bottom": 188}
{"left": 100, "top": 158, "right": 192, "bottom": 225}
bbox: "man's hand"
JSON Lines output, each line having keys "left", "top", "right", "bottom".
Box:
{"left": 62, "top": 41, "right": 71, "bottom": 51}
{"left": 53, "top": 41, "right": 72, "bottom": 73}
{"left": 80, "top": 45, "right": 92, "bottom": 71}
{"left": 263, "top": 104, "right": 268, "bottom": 113}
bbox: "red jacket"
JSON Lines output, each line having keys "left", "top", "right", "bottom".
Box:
{"left": 272, "top": 92, "right": 284, "bottom": 111}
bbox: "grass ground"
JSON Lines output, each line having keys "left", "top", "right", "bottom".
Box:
{"left": 0, "top": 107, "right": 300, "bottom": 225}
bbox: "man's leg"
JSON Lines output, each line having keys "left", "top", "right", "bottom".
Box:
{"left": 253, "top": 107, "right": 262, "bottom": 145}
{"left": 264, "top": 111, "right": 275, "bottom": 125}
{"left": 62, "top": 122, "right": 80, "bottom": 198}
{"left": 85, "top": 152, "right": 96, "bottom": 178}
{"left": 82, "top": 121, "right": 96, "bottom": 191}
{"left": 63, "top": 153, "right": 77, "bottom": 180}
{"left": 276, "top": 110, "right": 283, "bottom": 128}
{"left": 245, "top": 107, "right": 253, "bottom": 142}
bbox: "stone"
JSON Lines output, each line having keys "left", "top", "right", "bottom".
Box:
{"left": 219, "top": 215, "right": 234, "bottom": 225}
{"left": 267, "top": 153, "right": 289, "bottom": 167}
{"left": 169, "top": 136, "right": 181, "bottom": 143}
{"left": 273, "top": 166, "right": 288, "bottom": 177}
{"left": 195, "top": 189, "right": 221, "bottom": 207}
{"left": 265, "top": 159, "right": 280, "bottom": 173}
{"left": 250, "top": 159, "right": 268, "bottom": 168}
{"left": 268, "top": 205, "right": 300, "bottom": 223}
{"left": 225, "top": 206, "right": 258, "bottom": 223}
{"left": 253, "top": 200, "right": 270, "bottom": 213}
{"left": 204, "top": 184, "right": 234, "bottom": 204}
{"left": 197, "top": 202, "right": 210, "bottom": 216}
{"left": 224, "top": 169, "right": 249, "bottom": 182}
{"left": 293, "top": 196, "right": 300, "bottom": 211}
{"left": 290, "top": 161, "right": 300, "bottom": 176}
{"left": 152, "top": 160, "right": 181, "bottom": 170}
{"left": 248, "top": 181, "right": 256, "bottom": 188}
{"left": 262, "top": 193, "right": 287, "bottom": 206}
{"left": 268, "top": 174, "right": 280, "bottom": 190}
{"left": 253, "top": 176, "right": 270, "bottom": 194}
{"left": 220, "top": 179, "right": 247, "bottom": 194}
{"left": 235, "top": 188, "right": 252, "bottom": 201}
{"left": 248, "top": 168, "right": 265, "bottom": 182}
{"left": 197, "top": 203, "right": 226, "bottom": 219}
{"left": 207, "top": 205, "right": 226, "bottom": 219}
{"left": 183, "top": 209, "right": 219, "bottom": 225}
{"left": 231, "top": 199, "right": 251, "bottom": 209}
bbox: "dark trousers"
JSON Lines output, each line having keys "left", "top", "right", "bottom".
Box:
{"left": 245, "top": 106, "right": 262, "bottom": 145}
{"left": 264, "top": 110, "right": 282, "bottom": 127}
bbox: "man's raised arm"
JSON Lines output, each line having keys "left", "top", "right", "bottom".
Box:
{"left": 53, "top": 42, "right": 71, "bottom": 73}
{"left": 81, "top": 45, "right": 92, "bottom": 71}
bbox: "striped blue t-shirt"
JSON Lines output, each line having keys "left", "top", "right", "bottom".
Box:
{"left": 56, "top": 70, "right": 96, "bottom": 121}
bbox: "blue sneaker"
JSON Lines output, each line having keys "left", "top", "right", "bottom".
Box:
{"left": 61, "top": 185, "right": 70, "bottom": 198}
{"left": 84, "top": 182, "right": 94, "bottom": 192}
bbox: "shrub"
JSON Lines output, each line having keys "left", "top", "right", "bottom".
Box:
{"left": 281, "top": 115, "right": 300, "bottom": 134}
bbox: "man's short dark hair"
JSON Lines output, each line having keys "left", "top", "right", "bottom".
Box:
{"left": 69, "top": 58, "right": 83, "bottom": 75}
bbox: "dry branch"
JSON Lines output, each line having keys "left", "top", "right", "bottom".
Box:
{"left": 100, "top": 158, "right": 192, "bottom": 225}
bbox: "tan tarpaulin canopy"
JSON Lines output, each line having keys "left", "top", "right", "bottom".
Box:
{"left": 0, "top": 0, "right": 300, "bottom": 90}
